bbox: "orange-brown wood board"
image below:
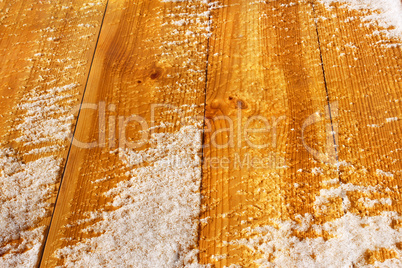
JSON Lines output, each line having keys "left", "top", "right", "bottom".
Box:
{"left": 0, "top": 0, "right": 401, "bottom": 267}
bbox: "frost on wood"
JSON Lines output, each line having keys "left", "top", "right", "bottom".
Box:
{"left": 0, "top": 0, "right": 107, "bottom": 266}
{"left": 0, "top": 149, "right": 61, "bottom": 267}
{"left": 15, "top": 84, "right": 77, "bottom": 146}
{"left": 54, "top": 0, "right": 210, "bottom": 266}
{"left": 0, "top": 81, "right": 77, "bottom": 266}
{"left": 319, "top": 0, "right": 402, "bottom": 40}
{"left": 236, "top": 174, "right": 402, "bottom": 267}
{"left": 238, "top": 212, "right": 402, "bottom": 268}
{"left": 56, "top": 126, "right": 205, "bottom": 268}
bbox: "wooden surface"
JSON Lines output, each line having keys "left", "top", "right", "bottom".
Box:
{"left": 314, "top": 2, "right": 402, "bottom": 264}
{"left": 39, "top": 0, "right": 209, "bottom": 266}
{"left": 0, "top": 0, "right": 106, "bottom": 266}
{"left": 199, "top": 1, "right": 337, "bottom": 266}
{"left": 0, "top": 0, "right": 401, "bottom": 267}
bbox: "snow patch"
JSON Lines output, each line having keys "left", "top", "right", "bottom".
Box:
{"left": 238, "top": 212, "right": 402, "bottom": 267}
{"left": 319, "top": 0, "right": 402, "bottom": 40}
{"left": 0, "top": 149, "right": 61, "bottom": 267}
{"left": 56, "top": 126, "right": 206, "bottom": 267}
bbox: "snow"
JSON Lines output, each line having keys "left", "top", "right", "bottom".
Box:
{"left": 314, "top": 182, "right": 381, "bottom": 212}
{"left": 237, "top": 171, "right": 402, "bottom": 267}
{"left": 56, "top": 126, "right": 206, "bottom": 267}
{"left": 0, "top": 81, "right": 78, "bottom": 266}
{"left": 386, "top": 117, "right": 399, "bottom": 123}
{"left": 54, "top": 0, "right": 211, "bottom": 266}
{"left": 0, "top": 149, "right": 61, "bottom": 267}
{"left": 376, "top": 169, "right": 394, "bottom": 177}
{"left": 319, "top": 0, "right": 402, "bottom": 40}
{"left": 0, "top": 80, "right": 78, "bottom": 266}
{"left": 2, "top": 0, "right": 401, "bottom": 266}
{"left": 359, "top": 197, "right": 393, "bottom": 207}
{"left": 15, "top": 84, "right": 77, "bottom": 146}
{"left": 238, "top": 212, "right": 402, "bottom": 268}
{"left": 0, "top": 1, "right": 107, "bottom": 265}
{"left": 312, "top": 167, "right": 323, "bottom": 175}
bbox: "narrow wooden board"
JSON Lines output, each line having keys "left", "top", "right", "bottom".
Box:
{"left": 314, "top": 1, "right": 402, "bottom": 264}
{"left": 199, "top": 1, "right": 337, "bottom": 266}
{"left": 0, "top": 0, "right": 106, "bottom": 266}
{"left": 39, "top": 0, "right": 209, "bottom": 266}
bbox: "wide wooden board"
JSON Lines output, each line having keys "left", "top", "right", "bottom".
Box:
{"left": 199, "top": 0, "right": 337, "bottom": 266}
{"left": 39, "top": 0, "right": 209, "bottom": 266}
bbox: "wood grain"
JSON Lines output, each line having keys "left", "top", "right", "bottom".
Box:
{"left": 199, "top": 0, "right": 337, "bottom": 266}
{"left": 0, "top": 0, "right": 106, "bottom": 265}
{"left": 314, "top": 1, "right": 402, "bottom": 264}
{"left": 1, "top": 0, "right": 401, "bottom": 266}
{"left": 39, "top": 0, "right": 209, "bottom": 266}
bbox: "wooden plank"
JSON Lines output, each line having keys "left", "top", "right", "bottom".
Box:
{"left": 0, "top": 1, "right": 106, "bottom": 266}
{"left": 313, "top": 1, "right": 402, "bottom": 265}
{"left": 39, "top": 0, "right": 210, "bottom": 267}
{"left": 199, "top": 0, "right": 337, "bottom": 266}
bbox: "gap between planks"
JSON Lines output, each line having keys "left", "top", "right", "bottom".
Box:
{"left": 37, "top": 1, "right": 110, "bottom": 267}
